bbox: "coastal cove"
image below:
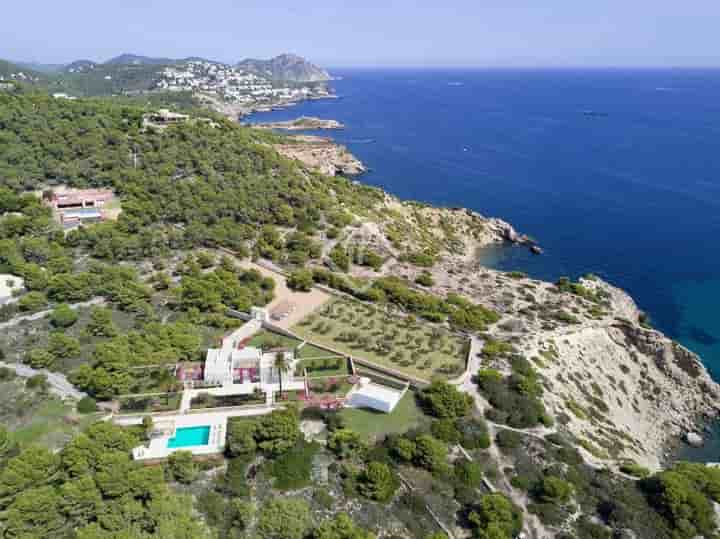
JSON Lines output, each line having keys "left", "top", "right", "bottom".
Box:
{"left": 247, "top": 68, "right": 720, "bottom": 459}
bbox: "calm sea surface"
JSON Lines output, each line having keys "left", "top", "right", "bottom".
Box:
{"left": 248, "top": 69, "right": 720, "bottom": 459}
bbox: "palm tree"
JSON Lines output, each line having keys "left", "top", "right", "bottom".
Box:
{"left": 274, "top": 352, "right": 290, "bottom": 398}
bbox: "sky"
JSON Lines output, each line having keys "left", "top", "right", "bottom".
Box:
{"left": 5, "top": 1, "right": 720, "bottom": 68}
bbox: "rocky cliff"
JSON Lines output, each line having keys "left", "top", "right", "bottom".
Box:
{"left": 236, "top": 53, "right": 331, "bottom": 82}
{"left": 334, "top": 203, "right": 720, "bottom": 471}
{"left": 273, "top": 135, "right": 365, "bottom": 176}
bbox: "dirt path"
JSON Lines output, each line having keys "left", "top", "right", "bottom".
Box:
{"left": 0, "top": 361, "right": 86, "bottom": 400}
{"left": 237, "top": 260, "right": 330, "bottom": 329}
{"left": 0, "top": 297, "right": 105, "bottom": 330}
{"left": 457, "top": 348, "right": 555, "bottom": 539}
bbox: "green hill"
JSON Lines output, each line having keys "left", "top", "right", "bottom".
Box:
{"left": 0, "top": 92, "right": 379, "bottom": 251}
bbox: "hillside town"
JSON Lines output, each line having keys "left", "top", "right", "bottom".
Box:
{"left": 155, "top": 60, "right": 333, "bottom": 109}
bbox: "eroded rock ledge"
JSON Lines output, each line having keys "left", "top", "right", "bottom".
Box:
{"left": 252, "top": 116, "right": 344, "bottom": 130}
{"left": 273, "top": 135, "right": 366, "bottom": 177}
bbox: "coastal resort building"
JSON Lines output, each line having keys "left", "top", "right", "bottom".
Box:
{"left": 345, "top": 377, "right": 408, "bottom": 413}
{"left": 43, "top": 188, "right": 116, "bottom": 231}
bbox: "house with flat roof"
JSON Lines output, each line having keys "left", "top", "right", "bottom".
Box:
{"left": 345, "top": 377, "right": 408, "bottom": 413}
{"left": 198, "top": 317, "right": 304, "bottom": 399}
{"left": 142, "top": 109, "right": 190, "bottom": 129}
{"left": 44, "top": 188, "right": 115, "bottom": 230}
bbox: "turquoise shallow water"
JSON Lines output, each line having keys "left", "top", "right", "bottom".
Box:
{"left": 167, "top": 426, "right": 210, "bottom": 448}
{"left": 673, "top": 280, "right": 720, "bottom": 461}
{"left": 673, "top": 279, "right": 720, "bottom": 378}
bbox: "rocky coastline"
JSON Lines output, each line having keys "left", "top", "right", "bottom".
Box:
{"left": 235, "top": 105, "right": 720, "bottom": 469}
{"left": 272, "top": 134, "right": 366, "bottom": 177}
{"left": 250, "top": 116, "right": 344, "bottom": 130}
{"left": 328, "top": 192, "right": 720, "bottom": 470}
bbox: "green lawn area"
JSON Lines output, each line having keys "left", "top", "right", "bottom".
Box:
{"left": 246, "top": 330, "right": 302, "bottom": 351}
{"left": 296, "top": 357, "right": 352, "bottom": 378}
{"left": 340, "top": 391, "right": 429, "bottom": 441}
{"left": 292, "top": 299, "right": 468, "bottom": 381}
{"left": 307, "top": 378, "right": 353, "bottom": 397}
{"left": 297, "top": 342, "right": 342, "bottom": 360}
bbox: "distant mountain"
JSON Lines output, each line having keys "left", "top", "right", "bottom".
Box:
{"left": 64, "top": 60, "right": 97, "bottom": 73}
{"left": 15, "top": 61, "right": 65, "bottom": 74}
{"left": 104, "top": 54, "right": 177, "bottom": 66}
{"left": 236, "top": 54, "right": 331, "bottom": 82}
{"left": 103, "top": 54, "right": 215, "bottom": 66}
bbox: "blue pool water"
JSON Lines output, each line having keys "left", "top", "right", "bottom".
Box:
{"left": 167, "top": 426, "right": 210, "bottom": 448}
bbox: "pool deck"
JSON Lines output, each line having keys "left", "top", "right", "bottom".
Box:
{"left": 128, "top": 411, "right": 235, "bottom": 460}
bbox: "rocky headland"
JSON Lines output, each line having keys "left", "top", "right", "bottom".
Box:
{"left": 272, "top": 134, "right": 366, "bottom": 177}
{"left": 252, "top": 116, "right": 345, "bottom": 130}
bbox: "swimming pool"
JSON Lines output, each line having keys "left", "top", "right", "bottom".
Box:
{"left": 167, "top": 426, "right": 211, "bottom": 448}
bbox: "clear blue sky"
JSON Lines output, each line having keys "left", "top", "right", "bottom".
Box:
{"left": 6, "top": 0, "right": 720, "bottom": 67}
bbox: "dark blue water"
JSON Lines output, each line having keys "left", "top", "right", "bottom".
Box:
{"left": 249, "top": 69, "right": 720, "bottom": 395}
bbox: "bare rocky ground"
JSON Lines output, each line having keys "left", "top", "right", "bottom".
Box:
{"left": 272, "top": 135, "right": 366, "bottom": 177}
{"left": 252, "top": 116, "right": 345, "bottom": 131}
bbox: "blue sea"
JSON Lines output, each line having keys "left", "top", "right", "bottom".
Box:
{"left": 248, "top": 69, "right": 720, "bottom": 458}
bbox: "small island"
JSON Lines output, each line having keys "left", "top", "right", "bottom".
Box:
{"left": 251, "top": 116, "right": 345, "bottom": 130}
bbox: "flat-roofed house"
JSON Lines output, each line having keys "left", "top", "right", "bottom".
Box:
{"left": 201, "top": 319, "right": 304, "bottom": 398}
{"left": 346, "top": 377, "right": 407, "bottom": 413}
{"left": 45, "top": 188, "right": 115, "bottom": 230}
{"left": 143, "top": 109, "right": 190, "bottom": 129}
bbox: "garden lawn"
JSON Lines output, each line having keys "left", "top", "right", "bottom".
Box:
{"left": 298, "top": 357, "right": 352, "bottom": 378}
{"left": 246, "top": 330, "right": 302, "bottom": 351}
{"left": 340, "top": 391, "right": 429, "bottom": 441}
{"left": 297, "top": 342, "right": 342, "bottom": 360}
{"left": 292, "top": 298, "right": 468, "bottom": 381}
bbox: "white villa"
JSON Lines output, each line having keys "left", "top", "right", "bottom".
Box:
{"left": 346, "top": 377, "right": 407, "bottom": 413}
{"left": 129, "top": 306, "right": 407, "bottom": 461}
{"left": 200, "top": 307, "right": 304, "bottom": 398}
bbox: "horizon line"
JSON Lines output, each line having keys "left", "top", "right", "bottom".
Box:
{"left": 10, "top": 55, "right": 720, "bottom": 71}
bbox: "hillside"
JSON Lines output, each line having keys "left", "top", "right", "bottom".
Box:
{"left": 103, "top": 53, "right": 214, "bottom": 66}
{"left": 63, "top": 59, "right": 97, "bottom": 73}
{"left": 15, "top": 61, "right": 65, "bottom": 74}
{"left": 237, "top": 53, "right": 331, "bottom": 82}
{"left": 0, "top": 59, "right": 45, "bottom": 82}
{"left": 1, "top": 92, "right": 720, "bottom": 539}
{"left": 48, "top": 62, "right": 172, "bottom": 96}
